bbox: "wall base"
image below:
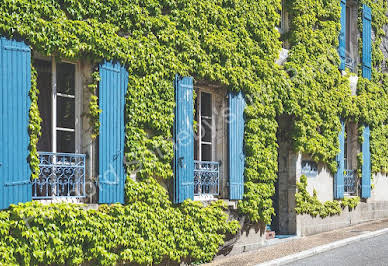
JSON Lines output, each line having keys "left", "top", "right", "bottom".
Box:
{"left": 297, "top": 201, "right": 388, "bottom": 236}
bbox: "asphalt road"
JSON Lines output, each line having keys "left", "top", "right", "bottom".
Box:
{"left": 286, "top": 232, "right": 388, "bottom": 266}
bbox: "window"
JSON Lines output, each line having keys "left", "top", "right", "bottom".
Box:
{"left": 346, "top": 6, "right": 351, "bottom": 53}
{"left": 194, "top": 91, "right": 214, "bottom": 161}
{"left": 32, "top": 57, "right": 85, "bottom": 199}
{"left": 56, "top": 63, "right": 76, "bottom": 153}
{"left": 344, "top": 122, "right": 358, "bottom": 195}
{"left": 277, "top": 0, "right": 288, "bottom": 34}
{"left": 344, "top": 1, "right": 357, "bottom": 71}
{"left": 174, "top": 78, "right": 244, "bottom": 202}
{"left": 35, "top": 58, "right": 78, "bottom": 153}
{"left": 193, "top": 87, "right": 226, "bottom": 198}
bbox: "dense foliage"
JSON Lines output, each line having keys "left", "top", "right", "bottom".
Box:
{"left": 0, "top": 0, "right": 387, "bottom": 263}
{"left": 87, "top": 69, "right": 102, "bottom": 140}
{"left": 295, "top": 176, "right": 360, "bottom": 218}
{"left": 284, "top": 0, "right": 351, "bottom": 173}
{"left": 356, "top": 0, "right": 388, "bottom": 174}
{"left": 28, "top": 64, "right": 41, "bottom": 179}
{"left": 0, "top": 180, "right": 239, "bottom": 265}
{"left": 1, "top": 0, "right": 287, "bottom": 224}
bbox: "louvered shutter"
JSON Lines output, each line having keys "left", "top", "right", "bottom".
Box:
{"left": 0, "top": 37, "right": 32, "bottom": 209}
{"left": 228, "top": 91, "right": 245, "bottom": 200}
{"left": 361, "top": 126, "right": 371, "bottom": 198}
{"left": 361, "top": 4, "right": 372, "bottom": 198}
{"left": 339, "top": 0, "right": 346, "bottom": 70}
{"left": 334, "top": 120, "right": 345, "bottom": 199}
{"left": 362, "top": 4, "right": 372, "bottom": 80}
{"left": 173, "top": 75, "right": 194, "bottom": 203}
{"left": 98, "top": 61, "right": 128, "bottom": 204}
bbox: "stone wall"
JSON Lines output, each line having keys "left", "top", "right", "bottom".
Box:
{"left": 297, "top": 201, "right": 388, "bottom": 236}
{"left": 80, "top": 61, "right": 98, "bottom": 203}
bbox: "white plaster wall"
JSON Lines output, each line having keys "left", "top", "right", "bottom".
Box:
{"left": 371, "top": 173, "right": 388, "bottom": 202}
{"left": 349, "top": 75, "right": 358, "bottom": 95}
{"left": 275, "top": 48, "right": 289, "bottom": 65}
{"left": 298, "top": 154, "right": 334, "bottom": 202}
{"left": 305, "top": 166, "right": 334, "bottom": 202}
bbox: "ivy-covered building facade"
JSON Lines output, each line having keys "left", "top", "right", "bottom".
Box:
{"left": 0, "top": 0, "right": 388, "bottom": 264}
{"left": 272, "top": 0, "right": 388, "bottom": 237}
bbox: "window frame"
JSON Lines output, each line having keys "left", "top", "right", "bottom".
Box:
{"left": 344, "top": 0, "right": 358, "bottom": 72}
{"left": 344, "top": 122, "right": 359, "bottom": 196}
{"left": 33, "top": 55, "right": 82, "bottom": 154}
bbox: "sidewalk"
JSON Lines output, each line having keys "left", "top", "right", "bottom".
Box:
{"left": 207, "top": 218, "right": 388, "bottom": 266}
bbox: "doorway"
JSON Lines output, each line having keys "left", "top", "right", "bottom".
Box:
{"left": 272, "top": 114, "right": 297, "bottom": 235}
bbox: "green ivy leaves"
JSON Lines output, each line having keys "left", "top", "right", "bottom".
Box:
{"left": 87, "top": 69, "right": 102, "bottom": 140}
{"left": 29, "top": 65, "right": 41, "bottom": 179}
{"left": 295, "top": 176, "right": 360, "bottom": 218}
{"left": 357, "top": 0, "right": 388, "bottom": 174}
{"left": 0, "top": 187, "right": 239, "bottom": 265}
{"left": 1, "top": 1, "right": 387, "bottom": 263}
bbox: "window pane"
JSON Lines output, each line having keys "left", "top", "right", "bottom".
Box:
{"left": 57, "top": 62, "right": 75, "bottom": 95}
{"left": 57, "top": 97, "right": 75, "bottom": 129}
{"left": 201, "top": 144, "right": 212, "bottom": 161}
{"left": 57, "top": 130, "right": 75, "bottom": 153}
{"left": 201, "top": 92, "right": 212, "bottom": 117}
{"left": 201, "top": 117, "right": 212, "bottom": 143}
{"left": 34, "top": 59, "right": 52, "bottom": 152}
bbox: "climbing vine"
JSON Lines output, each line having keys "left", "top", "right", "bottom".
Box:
{"left": 0, "top": 0, "right": 387, "bottom": 263}
{"left": 355, "top": 0, "right": 388, "bottom": 174}
{"left": 283, "top": 0, "right": 352, "bottom": 174}
{"left": 295, "top": 176, "right": 360, "bottom": 218}
{"left": 28, "top": 64, "right": 41, "bottom": 179}
{"left": 87, "top": 69, "right": 101, "bottom": 140}
{"left": 0, "top": 0, "right": 285, "bottom": 262}
{"left": 0, "top": 185, "right": 239, "bottom": 265}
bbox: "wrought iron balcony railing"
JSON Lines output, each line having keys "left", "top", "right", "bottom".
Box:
{"left": 32, "top": 152, "right": 86, "bottom": 199}
{"left": 194, "top": 161, "right": 219, "bottom": 196}
{"left": 344, "top": 169, "right": 356, "bottom": 195}
{"left": 345, "top": 56, "right": 356, "bottom": 72}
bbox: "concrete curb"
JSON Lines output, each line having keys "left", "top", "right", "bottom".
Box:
{"left": 257, "top": 228, "right": 388, "bottom": 266}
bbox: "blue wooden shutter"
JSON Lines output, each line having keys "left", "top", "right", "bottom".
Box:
{"left": 98, "top": 61, "right": 128, "bottom": 204}
{"left": 334, "top": 120, "right": 345, "bottom": 199}
{"left": 0, "top": 37, "right": 32, "bottom": 209}
{"left": 339, "top": 0, "right": 346, "bottom": 70}
{"left": 362, "top": 4, "right": 372, "bottom": 80}
{"left": 361, "top": 4, "right": 372, "bottom": 198}
{"left": 173, "top": 75, "right": 194, "bottom": 204}
{"left": 228, "top": 91, "right": 245, "bottom": 200}
{"left": 361, "top": 125, "right": 371, "bottom": 198}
